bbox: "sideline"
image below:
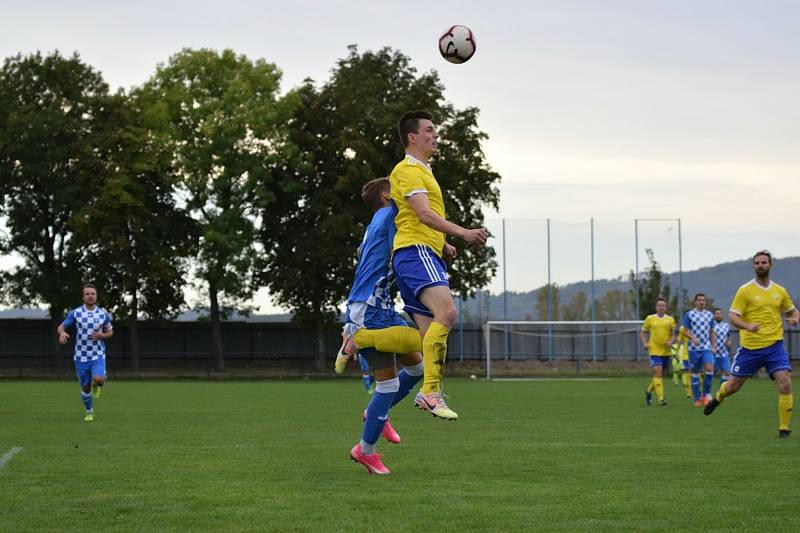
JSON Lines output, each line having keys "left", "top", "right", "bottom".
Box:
{"left": 491, "top": 377, "right": 611, "bottom": 382}
{"left": 0, "top": 447, "right": 23, "bottom": 471}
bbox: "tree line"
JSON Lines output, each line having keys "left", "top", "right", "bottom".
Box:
{"left": 0, "top": 47, "right": 500, "bottom": 371}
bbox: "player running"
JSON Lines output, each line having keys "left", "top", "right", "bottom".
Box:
{"left": 704, "top": 251, "right": 799, "bottom": 437}
{"left": 57, "top": 284, "right": 113, "bottom": 422}
{"left": 641, "top": 297, "right": 676, "bottom": 406}
{"left": 711, "top": 308, "right": 732, "bottom": 392}
{"left": 683, "top": 293, "right": 717, "bottom": 407}
{"left": 339, "top": 177, "right": 425, "bottom": 475}
{"left": 389, "top": 110, "right": 488, "bottom": 420}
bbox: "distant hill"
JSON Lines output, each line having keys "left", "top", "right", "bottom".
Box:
{"left": 460, "top": 256, "right": 800, "bottom": 321}
{"left": 0, "top": 308, "right": 293, "bottom": 322}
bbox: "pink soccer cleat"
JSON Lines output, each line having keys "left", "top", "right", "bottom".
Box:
{"left": 349, "top": 444, "right": 390, "bottom": 475}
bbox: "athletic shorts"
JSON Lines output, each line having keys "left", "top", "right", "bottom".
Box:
{"left": 731, "top": 340, "right": 791, "bottom": 379}
{"left": 392, "top": 245, "right": 449, "bottom": 318}
{"left": 649, "top": 356, "right": 670, "bottom": 370}
{"left": 75, "top": 358, "right": 106, "bottom": 388}
{"left": 689, "top": 349, "right": 713, "bottom": 372}
{"left": 714, "top": 354, "right": 731, "bottom": 374}
{"left": 346, "top": 302, "right": 408, "bottom": 330}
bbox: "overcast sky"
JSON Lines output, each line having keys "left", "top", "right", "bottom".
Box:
{"left": 2, "top": 0, "right": 798, "bottom": 309}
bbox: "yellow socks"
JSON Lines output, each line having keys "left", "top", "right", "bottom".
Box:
{"left": 653, "top": 377, "right": 664, "bottom": 402}
{"left": 779, "top": 393, "right": 793, "bottom": 431}
{"left": 647, "top": 379, "right": 655, "bottom": 393}
{"left": 682, "top": 373, "right": 692, "bottom": 397}
{"left": 716, "top": 381, "right": 729, "bottom": 403}
{"left": 354, "top": 326, "right": 422, "bottom": 354}
{"left": 420, "top": 322, "right": 450, "bottom": 394}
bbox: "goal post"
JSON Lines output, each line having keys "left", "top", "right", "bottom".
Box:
{"left": 484, "top": 320, "right": 644, "bottom": 379}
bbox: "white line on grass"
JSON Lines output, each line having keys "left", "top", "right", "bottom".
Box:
{"left": 492, "top": 377, "right": 611, "bottom": 382}
{"left": 0, "top": 447, "right": 23, "bottom": 471}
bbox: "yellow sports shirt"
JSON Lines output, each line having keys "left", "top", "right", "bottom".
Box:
{"left": 642, "top": 313, "right": 675, "bottom": 356}
{"left": 677, "top": 327, "right": 689, "bottom": 361}
{"left": 389, "top": 155, "right": 446, "bottom": 257}
{"left": 730, "top": 280, "right": 796, "bottom": 350}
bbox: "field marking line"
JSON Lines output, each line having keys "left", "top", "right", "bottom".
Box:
{"left": 0, "top": 447, "right": 23, "bottom": 471}
{"left": 491, "top": 377, "right": 611, "bottom": 382}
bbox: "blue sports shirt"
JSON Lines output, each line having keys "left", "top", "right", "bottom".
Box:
{"left": 61, "top": 305, "right": 113, "bottom": 362}
{"left": 347, "top": 206, "right": 396, "bottom": 309}
{"left": 713, "top": 321, "right": 731, "bottom": 357}
{"left": 683, "top": 309, "right": 714, "bottom": 351}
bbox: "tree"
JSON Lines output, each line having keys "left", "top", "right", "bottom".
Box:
{"left": 71, "top": 91, "right": 198, "bottom": 371}
{"left": 258, "top": 46, "right": 500, "bottom": 369}
{"left": 0, "top": 51, "right": 110, "bottom": 362}
{"left": 596, "top": 289, "right": 635, "bottom": 320}
{"left": 535, "top": 283, "right": 560, "bottom": 321}
{"left": 139, "top": 48, "right": 293, "bottom": 371}
{"left": 630, "top": 248, "right": 689, "bottom": 319}
{"left": 561, "top": 291, "right": 589, "bottom": 321}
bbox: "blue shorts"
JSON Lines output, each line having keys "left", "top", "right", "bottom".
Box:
{"left": 731, "top": 340, "right": 792, "bottom": 378}
{"left": 714, "top": 354, "right": 731, "bottom": 374}
{"left": 75, "top": 358, "right": 106, "bottom": 388}
{"left": 682, "top": 360, "right": 690, "bottom": 371}
{"left": 392, "top": 245, "right": 449, "bottom": 318}
{"left": 649, "top": 356, "right": 670, "bottom": 370}
{"left": 345, "top": 303, "right": 408, "bottom": 330}
{"left": 689, "top": 349, "right": 713, "bottom": 372}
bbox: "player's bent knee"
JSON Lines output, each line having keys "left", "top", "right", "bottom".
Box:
{"left": 435, "top": 308, "right": 457, "bottom": 328}
{"left": 93, "top": 376, "right": 105, "bottom": 385}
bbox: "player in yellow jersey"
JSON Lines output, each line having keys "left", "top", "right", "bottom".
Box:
{"left": 389, "top": 111, "right": 488, "bottom": 420}
{"left": 704, "top": 251, "right": 799, "bottom": 437}
{"left": 676, "top": 326, "right": 692, "bottom": 398}
{"left": 640, "top": 297, "right": 676, "bottom": 406}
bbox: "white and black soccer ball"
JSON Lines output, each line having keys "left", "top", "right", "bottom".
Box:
{"left": 438, "top": 25, "right": 476, "bottom": 64}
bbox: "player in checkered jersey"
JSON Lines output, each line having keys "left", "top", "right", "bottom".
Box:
{"left": 57, "top": 284, "right": 113, "bottom": 422}
{"left": 682, "top": 293, "right": 717, "bottom": 407}
{"left": 712, "top": 308, "right": 732, "bottom": 392}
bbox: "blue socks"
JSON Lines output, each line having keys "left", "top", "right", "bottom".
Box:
{"left": 703, "top": 372, "right": 714, "bottom": 397}
{"left": 358, "top": 351, "right": 374, "bottom": 392}
{"left": 360, "top": 377, "right": 399, "bottom": 451}
{"left": 80, "top": 391, "right": 93, "bottom": 412}
{"left": 390, "top": 363, "right": 424, "bottom": 408}
{"left": 691, "top": 374, "right": 700, "bottom": 401}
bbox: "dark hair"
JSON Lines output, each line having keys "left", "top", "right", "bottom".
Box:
{"left": 694, "top": 293, "right": 706, "bottom": 301}
{"left": 82, "top": 283, "right": 96, "bottom": 294}
{"left": 713, "top": 307, "right": 722, "bottom": 312}
{"left": 397, "top": 110, "right": 433, "bottom": 148}
{"left": 753, "top": 249, "right": 772, "bottom": 264}
{"left": 361, "top": 177, "right": 390, "bottom": 211}
{"left": 655, "top": 297, "right": 667, "bottom": 304}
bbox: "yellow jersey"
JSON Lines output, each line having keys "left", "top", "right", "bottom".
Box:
{"left": 642, "top": 313, "right": 675, "bottom": 356}
{"left": 677, "top": 327, "right": 690, "bottom": 361}
{"left": 730, "top": 280, "right": 796, "bottom": 350}
{"left": 389, "top": 155, "right": 446, "bottom": 257}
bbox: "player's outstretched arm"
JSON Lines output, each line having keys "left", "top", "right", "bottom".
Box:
{"left": 407, "top": 193, "right": 488, "bottom": 245}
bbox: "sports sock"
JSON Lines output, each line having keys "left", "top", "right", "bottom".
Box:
{"left": 420, "top": 322, "right": 450, "bottom": 394}
{"left": 654, "top": 377, "right": 664, "bottom": 401}
{"left": 80, "top": 391, "right": 93, "bottom": 411}
{"left": 360, "top": 377, "right": 399, "bottom": 454}
{"left": 390, "top": 363, "right": 424, "bottom": 408}
{"left": 354, "top": 326, "right": 422, "bottom": 354}
{"left": 646, "top": 379, "right": 655, "bottom": 393}
{"left": 716, "top": 381, "right": 729, "bottom": 402}
{"left": 358, "top": 351, "right": 373, "bottom": 391}
{"left": 779, "top": 393, "right": 793, "bottom": 431}
{"left": 719, "top": 374, "right": 729, "bottom": 390}
{"left": 673, "top": 372, "right": 680, "bottom": 385}
{"left": 691, "top": 374, "right": 700, "bottom": 401}
{"left": 682, "top": 373, "right": 692, "bottom": 397}
{"left": 703, "top": 371, "right": 714, "bottom": 396}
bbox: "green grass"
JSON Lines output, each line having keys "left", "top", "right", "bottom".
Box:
{"left": 1, "top": 377, "right": 798, "bottom": 532}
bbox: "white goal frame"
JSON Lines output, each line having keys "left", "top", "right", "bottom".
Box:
{"left": 484, "top": 320, "right": 644, "bottom": 379}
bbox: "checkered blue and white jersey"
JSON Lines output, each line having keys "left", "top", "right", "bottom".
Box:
{"left": 683, "top": 309, "right": 714, "bottom": 351}
{"left": 347, "top": 206, "right": 396, "bottom": 310}
{"left": 61, "top": 305, "right": 113, "bottom": 362}
{"left": 713, "top": 321, "right": 731, "bottom": 357}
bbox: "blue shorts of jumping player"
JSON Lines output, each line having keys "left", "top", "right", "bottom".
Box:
{"left": 392, "top": 244, "right": 449, "bottom": 318}
{"left": 689, "top": 349, "right": 713, "bottom": 372}
{"left": 731, "top": 340, "right": 792, "bottom": 379}
{"left": 345, "top": 302, "right": 408, "bottom": 330}
{"left": 75, "top": 357, "right": 106, "bottom": 388}
{"left": 682, "top": 359, "right": 690, "bottom": 372}
{"left": 714, "top": 354, "right": 731, "bottom": 374}
{"left": 649, "top": 356, "right": 671, "bottom": 371}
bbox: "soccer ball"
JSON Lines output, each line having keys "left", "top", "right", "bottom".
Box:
{"left": 438, "top": 25, "right": 476, "bottom": 64}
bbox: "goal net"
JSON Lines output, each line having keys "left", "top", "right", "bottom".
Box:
{"left": 483, "top": 320, "right": 644, "bottom": 379}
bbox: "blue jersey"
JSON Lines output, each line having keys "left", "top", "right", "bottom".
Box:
{"left": 713, "top": 321, "right": 731, "bottom": 357}
{"left": 683, "top": 309, "right": 714, "bottom": 351}
{"left": 61, "top": 305, "right": 113, "bottom": 362}
{"left": 347, "top": 206, "right": 396, "bottom": 310}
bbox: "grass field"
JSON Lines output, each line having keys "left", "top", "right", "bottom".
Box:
{"left": 1, "top": 377, "right": 799, "bottom": 532}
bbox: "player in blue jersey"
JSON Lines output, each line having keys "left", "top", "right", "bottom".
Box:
{"left": 340, "top": 177, "right": 425, "bottom": 475}
{"left": 683, "top": 293, "right": 717, "bottom": 407}
{"left": 711, "top": 308, "right": 732, "bottom": 392}
{"left": 57, "top": 284, "right": 113, "bottom": 422}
